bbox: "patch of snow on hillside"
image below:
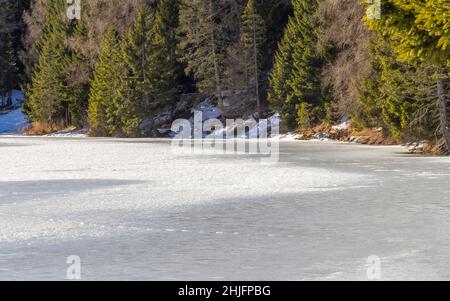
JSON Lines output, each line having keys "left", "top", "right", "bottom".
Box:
{"left": 44, "top": 128, "right": 88, "bottom": 138}
{"left": 191, "top": 98, "right": 222, "bottom": 121}
{"left": 0, "top": 90, "right": 29, "bottom": 134}
{"left": 278, "top": 132, "right": 303, "bottom": 141}
{"left": 332, "top": 121, "right": 350, "bottom": 131}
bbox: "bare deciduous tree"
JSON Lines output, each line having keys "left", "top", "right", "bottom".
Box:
{"left": 315, "top": 0, "right": 372, "bottom": 117}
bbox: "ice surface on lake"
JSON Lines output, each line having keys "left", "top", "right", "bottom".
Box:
{"left": 0, "top": 137, "right": 449, "bottom": 280}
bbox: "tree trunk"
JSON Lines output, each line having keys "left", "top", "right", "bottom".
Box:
{"left": 253, "top": 14, "right": 260, "bottom": 119}
{"left": 142, "top": 43, "right": 149, "bottom": 115}
{"left": 437, "top": 78, "right": 450, "bottom": 155}
{"left": 209, "top": 0, "right": 222, "bottom": 106}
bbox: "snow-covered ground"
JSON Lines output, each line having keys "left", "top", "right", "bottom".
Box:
{"left": 0, "top": 137, "right": 449, "bottom": 280}
{"left": 44, "top": 128, "right": 88, "bottom": 138}
{"left": 0, "top": 90, "right": 28, "bottom": 134}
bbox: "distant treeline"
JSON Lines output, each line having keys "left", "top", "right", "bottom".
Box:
{"left": 0, "top": 0, "right": 448, "bottom": 153}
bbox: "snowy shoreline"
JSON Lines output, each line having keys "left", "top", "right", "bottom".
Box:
{"left": 0, "top": 94, "right": 407, "bottom": 152}
{"left": 0, "top": 133, "right": 404, "bottom": 146}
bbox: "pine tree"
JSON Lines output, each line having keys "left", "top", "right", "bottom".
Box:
{"left": 88, "top": 27, "right": 139, "bottom": 137}
{"left": 222, "top": 0, "right": 291, "bottom": 118}
{"left": 122, "top": 7, "right": 156, "bottom": 119}
{"left": 0, "top": 0, "right": 29, "bottom": 36}
{"left": 366, "top": 0, "right": 449, "bottom": 67}
{"left": 0, "top": 33, "right": 18, "bottom": 107}
{"left": 366, "top": 0, "right": 450, "bottom": 154}
{"left": 360, "top": 35, "right": 437, "bottom": 141}
{"left": 178, "top": 0, "right": 225, "bottom": 99}
{"left": 296, "top": 102, "right": 311, "bottom": 130}
{"left": 156, "top": 0, "right": 180, "bottom": 79}
{"left": 121, "top": 3, "right": 180, "bottom": 136}
{"left": 65, "top": 18, "right": 90, "bottom": 128}
{"left": 240, "top": 0, "right": 266, "bottom": 117}
{"left": 268, "top": 0, "right": 322, "bottom": 128}
{"left": 267, "top": 33, "right": 294, "bottom": 119}
{"left": 149, "top": 0, "right": 181, "bottom": 117}
{"left": 255, "top": 0, "right": 292, "bottom": 63}
{"left": 287, "top": 0, "right": 322, "bottom": 124}
{"left": 24, "top": 0, "right": 70, "bottom": 126}
{"left": 0, "top": 0, "right": 28, "bottom": 100}
{"left": 22, "top": 0, "right": 51, "bottom": 81}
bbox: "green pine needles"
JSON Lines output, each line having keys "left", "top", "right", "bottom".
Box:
{"left": 268, "top": 0, "right": 324, "bottom": 129}
{"left": 88, "top": 2, "right": 180, "bottom": 137}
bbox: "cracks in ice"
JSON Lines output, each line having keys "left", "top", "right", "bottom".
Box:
{"left": 135, "top": 226, "right": 284, "bottom": 238}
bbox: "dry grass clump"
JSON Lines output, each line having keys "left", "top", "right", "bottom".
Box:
{"left": 298, "top": 121, "right": 396, "bottom": 145}
{"left": 21, "top": 121, "right": 69, "bottom": 135}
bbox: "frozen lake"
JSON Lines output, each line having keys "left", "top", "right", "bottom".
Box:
{"left": 0, "top": 137, "right": 449, "bottom": 280}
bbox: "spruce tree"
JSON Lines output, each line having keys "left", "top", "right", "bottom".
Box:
{"left": 287, "top": 0, "right": 322, "bottom": 126}
{"left": 268, "top": 0, "right": 322, "bottom": 129}
{"left": 0, "top": 33, "right": 18, "bottom": 107}
{"left": 360, "top": 35, "right": 437, "bottom": 141}
{"left": 178, "top": 0, "right": 225, "bottom": 99}
{"left": 0, "top": 0, "right": 28, "bottom": 102}
{"left": 366, "top": 0, "right": 449, "bottom": 67}
{"left": 88, "top": 27, "right": 139, "bottom": 137}
{"left": 366, "top": 0, "right": 450, "bottom": 154}
{"left": 121, "top": 6, "right": 156, "bottom": 119}
{"left": 296, "top": 102, "right": 311, "bottom": 130}
{"left": 240, "top": 0, "right": 266, "bottom": 117}
{"left": 24, "top": 0, "right": 70, "bottom": 126}
{"left": 65, "top": 19, "right": 90, "bottom": 128}
{"left": 267, "top": 32, "right": 294, "bottom": 119}
{"left": 156, "top": 0, "right": 180, "bottom": 79}
{"left": 121, "top": 3, "right": 179, "bottom": 136}
{"left": 149, "top": 0, "right": 181, "bottom": 115}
